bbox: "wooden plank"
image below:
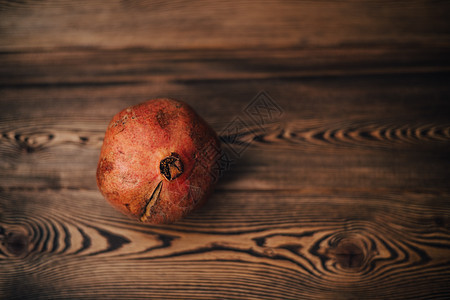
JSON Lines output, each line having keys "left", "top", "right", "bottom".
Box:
{"left": 1, "top": 49, "right": 449, "bottom": 193}
{"left": 1, "top": 190, "right": 449, "bottom": 299}
{"left": 1, "top": 48, "right": 450, "bottom": 88}
{"left": 0, "top": 48, "right": 448, "bottom": 123}
{"left": 0, "top": 116, "right": 449, "bottom": 192}
{"left": 0, "top": 0, "right": 449, "bottom": 51}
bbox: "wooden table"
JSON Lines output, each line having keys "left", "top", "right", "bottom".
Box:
{"left": 1, "top": 1, "right": 449, "bottom": 299}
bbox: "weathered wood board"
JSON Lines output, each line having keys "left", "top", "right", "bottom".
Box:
{"left": 1, "top": 1, "right": 449, "bottom": 299}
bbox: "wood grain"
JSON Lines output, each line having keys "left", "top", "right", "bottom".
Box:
{"left": 1, "top": 190, "right": 449, "bottom": 299}
{"left": 1, "top": 0, "right": 449, "bottom": 51}
{"left": 0, "top": 116, "right": 449, "bottom": 192}
{"left": 0, "top": 48, "right": 449, "bottom": 193}
{"left": 1, "top": 49, "right": 449, "bottom": 299}
{"left": 1, "top": 1, "right": 450, "bottom": 299}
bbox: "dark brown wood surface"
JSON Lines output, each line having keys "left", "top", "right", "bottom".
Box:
{"left": 1, "top": 1, "right": 450, "bottom": 299}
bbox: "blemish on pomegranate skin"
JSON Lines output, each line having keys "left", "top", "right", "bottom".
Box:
{"left": 140, "top": 180, "right": 163, "bottom": 222}
{"left": 97, "top": 158, "right": 114, "bottom": 184}
{"left": 156, "top": 110, "right": 169, "bottom": 128}
{"left": 121, "top": 114, "right": 128, "bottom": 125}
{"left": 100, "top": 158, "right": 114, "bottom": 173}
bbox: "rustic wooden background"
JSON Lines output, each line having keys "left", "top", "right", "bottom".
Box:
{"left": 1, "top": 1, "right": 450, "bottom": 299}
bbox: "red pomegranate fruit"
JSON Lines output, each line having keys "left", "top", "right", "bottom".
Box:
{"left": 96, "top": 98, "right": 220, "bottom": 224}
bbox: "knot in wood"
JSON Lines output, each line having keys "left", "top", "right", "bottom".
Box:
{"left": 1, "top": 231, "right": 29, "bottom": 257}
{"left": 328, "top": 234, "right": 368, "bottom": 270}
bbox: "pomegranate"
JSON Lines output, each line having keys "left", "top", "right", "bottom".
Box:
{"left": 96, "top": 98, "right": 220, "bottom": 224}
